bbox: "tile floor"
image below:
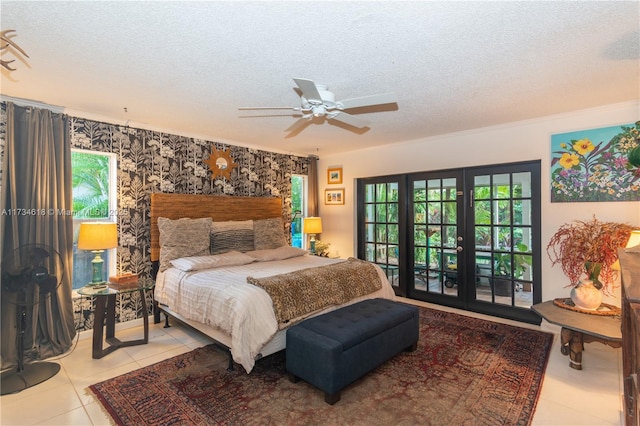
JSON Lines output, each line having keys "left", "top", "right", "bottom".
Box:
{"left": 0, "top": 298, "right": 624, "bottom": 425}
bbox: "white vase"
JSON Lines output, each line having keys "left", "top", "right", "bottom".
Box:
{"left": 570, "top": 279, "right": 603, "bottom": 311}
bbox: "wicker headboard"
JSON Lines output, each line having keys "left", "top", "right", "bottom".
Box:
{"left": 150, "top": 193, "right": 282, "bottom": 262}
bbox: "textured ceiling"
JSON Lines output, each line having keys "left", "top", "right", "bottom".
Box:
{"left": 1, "top": 1, "right": 638, "bottom": 157}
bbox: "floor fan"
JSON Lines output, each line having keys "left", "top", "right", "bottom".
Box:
{"left": 1, "top": 244, "right": 64, "bottom": 395}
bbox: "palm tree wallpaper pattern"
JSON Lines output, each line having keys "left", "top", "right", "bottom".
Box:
{"left": 0, "top": 103, "right": 310, "bottom": 332}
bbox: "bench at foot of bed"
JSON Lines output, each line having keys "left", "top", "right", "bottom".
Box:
{"left": 285, "top": 298, "right": 419, "bottom": 405}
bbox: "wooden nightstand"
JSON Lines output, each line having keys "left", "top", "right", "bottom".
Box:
{"left": 78, "top": 282, "right": 155, "bottom": 359}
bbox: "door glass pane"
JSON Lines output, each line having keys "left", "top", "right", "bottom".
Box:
{"left": 376, "top": 184, "right": 387, "bottom": 202}
{"left": 443, "top": 178, "right": 457, "bottom": 200}
{"left": 365, "top": 224, "right": 375, "bottom": 242}
{"left": 365, "top": 243, "right": 375, "bottom": 262}
{"left": 388, "top": 204, "right": 399, "bottom": 222}
{"left": 474, "top": 176, "right": 491, "bottom": 199}
{"left": 493, "top": 174, "right": 510, "bottom": 199}
{"left": 388, "top": 224, "right": 399, "bottom": 244}
{"left": 388, "top": 182, "right": 398, "bottom": 201}
{"left": 415, "top": 203, "right": 427, "bottom": 223}
{"left": 494, "top": 200, "right": 511, "bottom": 224}
{"left": 475, "top": 225, "right": 491, "bottom": 250}
{"left": 494, "top": 226, "right": 512, "bottom": 251}
{"left": 475, "top": 201, "right": 491, "bottom": 224}
{"left": 365, "top": 204, "right": 375, "bottom": 222}
{"left": 427, "top": 180, "right": 442, "bottom": 200}
{"left": 365, "top": 184, "right": 375, "bottom": 202}
{"left": 442, "top": 201, "right": 456, "bottom": 224}
{"left": 442, "top": 225, "right": 457, "bottom": 248}
{"left": 428, "top": 202, "right": 441, "bottom": 222}
{"left": 513, "top": 172, "right": 531, "bottom": 198}
{"left": 513, "top": 200, "right": 532, "bottom": 225}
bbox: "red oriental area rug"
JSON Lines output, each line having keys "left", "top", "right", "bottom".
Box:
{"left": 89, "top": 306, "right": 553, "bottom": 425}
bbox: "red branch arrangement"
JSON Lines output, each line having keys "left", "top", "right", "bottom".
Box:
{"left": 546, "top": 216, "right": 633, "bottom": 295}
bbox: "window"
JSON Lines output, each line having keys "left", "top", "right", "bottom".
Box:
{"left": 71, "top": 149, "right": 117, "bottom": 289}
{"left": 291, "top": 174, "right": 307, "bottom": 248}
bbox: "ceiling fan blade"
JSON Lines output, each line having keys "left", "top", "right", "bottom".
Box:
{"left": 329, "top": 112, "right": 370, "bottom": 129}
{"left": 285, "top": 117, "right": 312, "bottom": 133}
{"left": 337, "top": 92, "right": 396, "bottom": 110}
{"left": 293, "top": 78, "right": 322, "bottom": 102}
{"left": 238, "top": 106, "right": 300, "bottom": 110}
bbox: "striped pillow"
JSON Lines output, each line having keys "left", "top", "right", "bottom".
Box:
{"left": 210, "top": 220, "right": 254, "bottom": 254}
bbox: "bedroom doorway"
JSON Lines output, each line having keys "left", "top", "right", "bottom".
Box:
{"left": 357, "top": 161, "right": 542, "bottom": 324}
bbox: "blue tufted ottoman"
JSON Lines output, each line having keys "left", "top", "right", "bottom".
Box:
{"left": 286, "top": 298, "right": 419, "bottom": 404}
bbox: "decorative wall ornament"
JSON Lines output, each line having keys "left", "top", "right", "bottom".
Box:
{"left": 550, "top": 122, "right": 640, "bottom": 202}
{"left": 205, "top": 147, "right": 237, "bottom": 180}
{"left": 1, "top": 29, "right": 30, "bottom": 71}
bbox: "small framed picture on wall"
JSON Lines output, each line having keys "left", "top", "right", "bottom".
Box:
{"left": 325, "top": 188, "right": 345, "bottom": 205}
{"left": 327, "top": 167, "right": 343, "bottom": 184}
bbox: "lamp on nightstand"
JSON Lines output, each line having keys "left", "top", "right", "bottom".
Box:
{"left": 303, "top": 217, "right": 323, "bottom": 254}
{"left": 78, "top": 222, "right": 117, "bottom": 284}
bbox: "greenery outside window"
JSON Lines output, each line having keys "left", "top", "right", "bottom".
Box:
{"left": 71, "top": 149, "right": 117, "bottom": 289}
{"left": 291, "top": 174, "right": 307, "bottom": 249}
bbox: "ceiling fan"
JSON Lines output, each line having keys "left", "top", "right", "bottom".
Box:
{"left": 239, "top": 78, "right": 397, "bottom": 134}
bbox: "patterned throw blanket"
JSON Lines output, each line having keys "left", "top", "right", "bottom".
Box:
{"left": 247, "top": 258, "right": 383, "bottom": 328}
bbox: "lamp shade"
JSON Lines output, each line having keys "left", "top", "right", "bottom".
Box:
{"left": 626, "top": 230, "right": 640, "bottom": 248}
{"left": 303, "top": 217, "right": 323, "bottom": 234}
{"left": 78, "top": 222, "right": 117, "bottom": 250}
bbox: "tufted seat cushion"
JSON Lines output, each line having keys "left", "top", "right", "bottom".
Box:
{"left": 296, "top": 299, "right": 417, "bottom": 350}
{"left": 286, "top": 298, "right": 419, "bottom": 404}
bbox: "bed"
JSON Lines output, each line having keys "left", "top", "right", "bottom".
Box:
{"left": 150, "top": 193, "right": 395, "bottom": 373}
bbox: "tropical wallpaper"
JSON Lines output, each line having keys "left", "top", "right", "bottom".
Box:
{"left": 0, "top": 102, "right": 310, "bottom": 332}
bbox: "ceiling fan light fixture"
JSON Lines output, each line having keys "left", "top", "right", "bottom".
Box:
{"left": 239, "top": 78, "right": 397, "bottom": 135}
{"left": 312, "top": 105, "right": 325, "bottom": 118}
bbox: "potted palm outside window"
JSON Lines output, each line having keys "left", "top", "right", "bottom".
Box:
{"left": 546, "top": 216, "right": 634, "bottom": 310}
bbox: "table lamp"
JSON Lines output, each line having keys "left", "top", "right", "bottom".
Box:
{"left": 303, "top": 217, "right": 323, "bottom": 254}
{"left": 78, "top": 222, "right": 117, "bottom": 284}
{"left": 626, "top": 230, "right": 640, "bottom": 249}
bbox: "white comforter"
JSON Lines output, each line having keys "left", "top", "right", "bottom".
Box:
{"left": 154, "top": 254, "right": 395, "bottom": 372}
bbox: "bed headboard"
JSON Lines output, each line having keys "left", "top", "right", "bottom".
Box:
{"left": 150, "top": 193, "right": 283, "bottom": 262}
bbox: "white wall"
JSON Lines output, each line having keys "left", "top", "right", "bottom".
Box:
{"left": 318, "top": 101, "right": 640, "bottom": 306}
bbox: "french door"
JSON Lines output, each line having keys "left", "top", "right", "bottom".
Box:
{"left": 357, "top": 161, "right": 541, "bottom": 324}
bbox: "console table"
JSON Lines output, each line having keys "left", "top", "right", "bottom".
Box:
{"left": 531, "top": 300, "right": 622, "bottom": 370}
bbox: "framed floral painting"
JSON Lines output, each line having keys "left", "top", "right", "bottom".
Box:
{"left": 550, "top": 122, "right": 640, "bottom": 202}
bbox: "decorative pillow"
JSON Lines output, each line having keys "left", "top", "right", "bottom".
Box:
{"left": 170, "top": 251, "right": 256, "bottom": 272}
{"left": 158, "top": 217, "right": 212, "bottom": 272}
{"left": 210, "top": 220, "right": 254, "bottom": 255}
{"left": 245, "top": 246, "right": 307, "bottom": 262}
{"left": 254, "top": 217, "right": 286, "bottom": 250}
